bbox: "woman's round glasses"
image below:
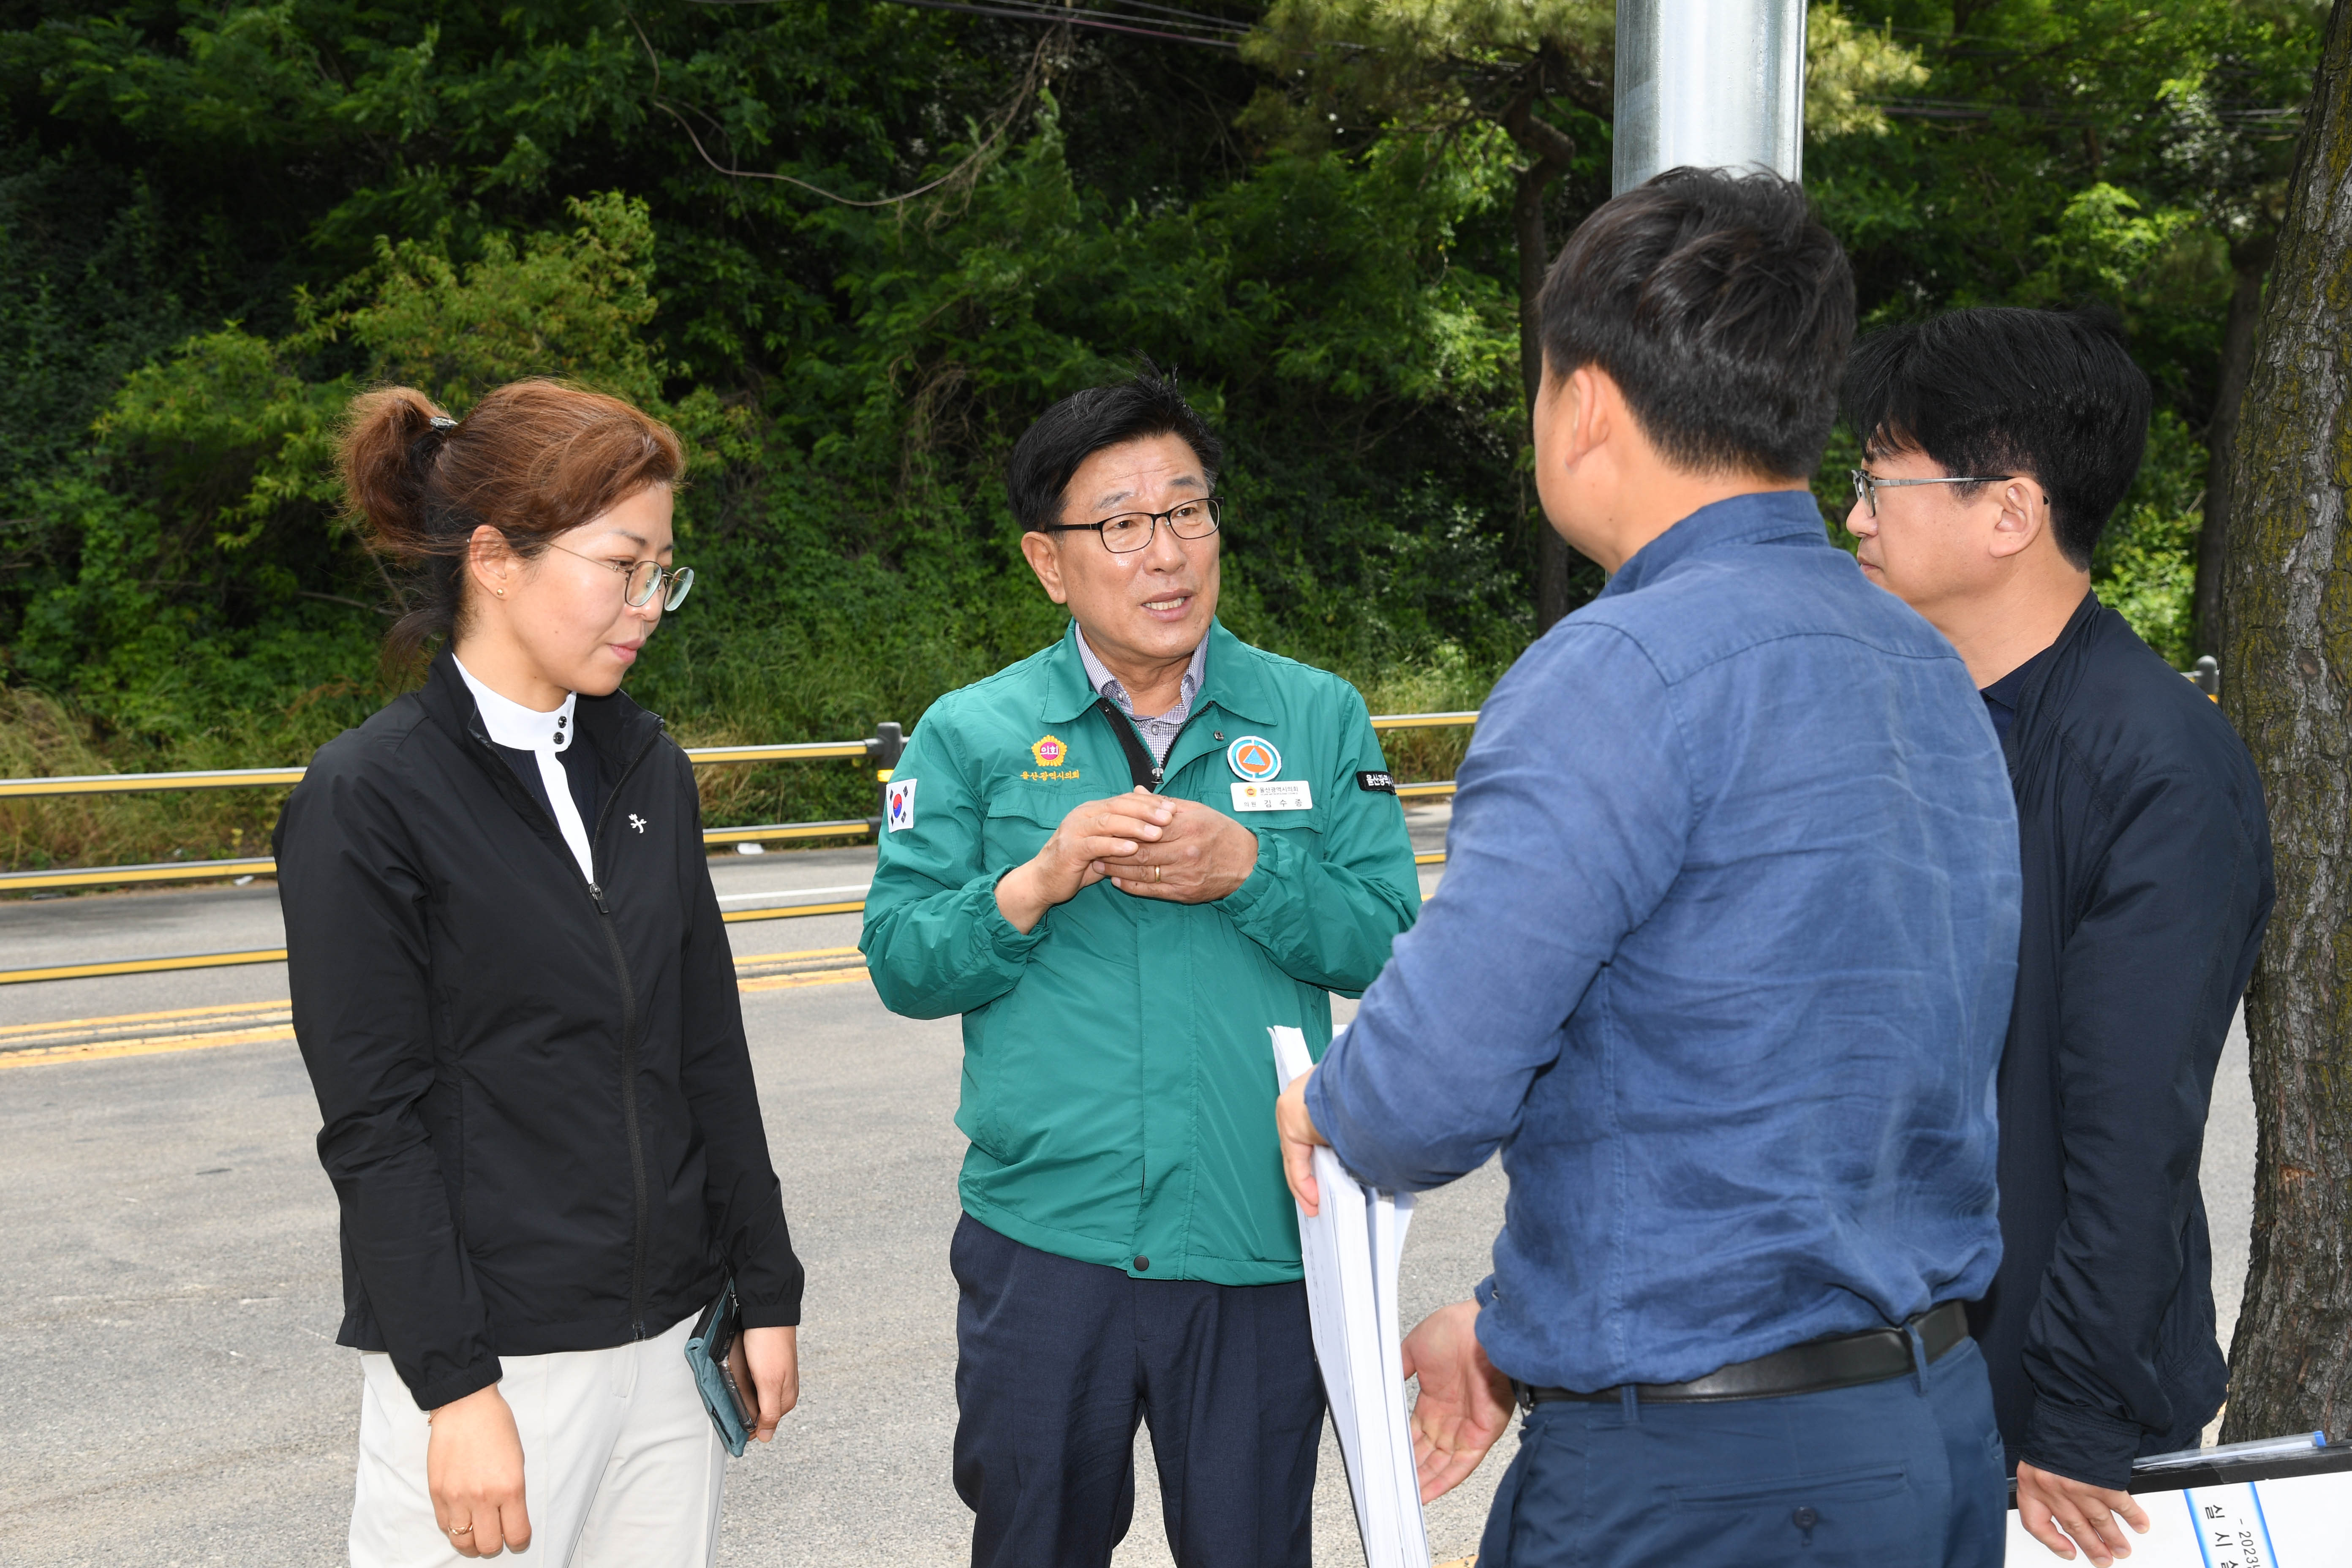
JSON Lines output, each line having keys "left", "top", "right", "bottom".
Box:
{"left": 549, "top": 543, "right": 695, "bottom": 609}
{"left": 1041, "top": 495, "right": 1222, "bottom": 554}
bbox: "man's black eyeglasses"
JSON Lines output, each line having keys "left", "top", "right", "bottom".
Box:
{"left": 1848, "top": 469, "right": 2018, "bottom": 518}
{"left": 1041, "top": 496, "right": 1222, "bottom": 554}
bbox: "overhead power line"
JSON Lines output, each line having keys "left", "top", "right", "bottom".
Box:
{"left": 687, "top": 0, "right": 1247, "bottom": 50}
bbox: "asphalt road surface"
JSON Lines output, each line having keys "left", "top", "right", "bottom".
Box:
{"left": 0, "top": 807, "right": 2254, "bottom": 1568}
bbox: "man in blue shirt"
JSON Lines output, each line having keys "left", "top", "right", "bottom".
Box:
{"left": 1276, "top": 169, "right": 2023, "bottom": 1566}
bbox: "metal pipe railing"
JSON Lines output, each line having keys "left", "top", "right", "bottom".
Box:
{"left": 3, "top": 712, "right": 1476, "bottom": 895}
{"left": 0, "top": 740, "right": 877, "bottom": 800}
{"left": 0, "top": 765, "right": 310, "bottom": 799}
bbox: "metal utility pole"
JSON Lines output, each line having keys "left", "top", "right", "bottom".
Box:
{"left": 1535, "top": 0, "right": 1806, "bottom": 628}
{"left": 1613, "top": 0, "right": 1808, "bottom": 193}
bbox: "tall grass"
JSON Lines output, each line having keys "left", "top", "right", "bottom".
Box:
{"left": 0, "top": 688, "right": 300, "bottom": 873}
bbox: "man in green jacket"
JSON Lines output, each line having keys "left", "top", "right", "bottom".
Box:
{"left": 861, "top": 368, "right": 1422, "bottom": 1568}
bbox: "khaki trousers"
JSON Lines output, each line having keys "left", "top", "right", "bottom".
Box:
{"left": 350, "top": 1315, "right": 725, "bottom": 1568}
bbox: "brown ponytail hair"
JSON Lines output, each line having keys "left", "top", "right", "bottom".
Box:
{"left": 338, "top": 379, "right": 686, "bottom": 666}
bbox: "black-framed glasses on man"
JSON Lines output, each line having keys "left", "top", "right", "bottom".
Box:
{"left": 547, "top": 542, "right": 696, "bottom": 610}
{"left": 1848, "top": 469, "right": 2018, "bottom": 518}
{"left": 1040, "top": 495, "right": 1222, "bottom": 554}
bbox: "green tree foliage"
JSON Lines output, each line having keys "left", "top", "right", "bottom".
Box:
{"left": 1806, "top": 2, "right": 2319, "bottom": 665}
{"left": 0, "top": 2, "right": 2330, "bottom": 867}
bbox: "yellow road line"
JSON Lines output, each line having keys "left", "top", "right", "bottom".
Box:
{"left": 0, "top": 998, "right": 294, "bottom": 1038}
{"left": 0, "top": 1009, "right": 289, "bottom": 1051}
{"left": 0, "top": 907, "right": 870, "bottom": 983}
{"left": 2, "top": 959, "right": 873, "bottom": 1067}
{"left": 731, "top": 946, "right": 860, "bottom": 966}
{"left": 0, "top": 948, "right": 288, "bottom": 986}
{"left": 0, "top": 1024, "right": 296, "bottom": 1070}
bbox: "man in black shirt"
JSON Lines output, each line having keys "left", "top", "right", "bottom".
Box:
{"left": 1842, "top": 307, "right": 2273, "bottom": 1568}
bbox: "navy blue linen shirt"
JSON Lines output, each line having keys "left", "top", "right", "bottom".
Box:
{"left": 1307, "top": 492, "right": 2022, "bottom": 1391}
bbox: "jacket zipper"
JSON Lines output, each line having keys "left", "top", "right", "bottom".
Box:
{"left": 1100, "top": 699, "right": 1211, "bottom": 795}
{"left": 591, "top": 727, "right": 665, "bottom": 1339}
{"left": 1097, "top": 698, "right": 1214, "bottom": 1210}
{"left": 471, "top": 719, "right": 667, "bottom": 1339}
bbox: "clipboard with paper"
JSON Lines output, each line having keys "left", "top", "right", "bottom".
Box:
{"left": 1271, "top": 1026, "right": 1434, "bottom": 1568}
{"left": 2003, "top": 1437, "right": 2351, "bottom": 1565}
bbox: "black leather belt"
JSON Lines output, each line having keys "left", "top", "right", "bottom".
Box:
{"left": 1516, "top": 1300, "right": 1970, "bottom": 1408}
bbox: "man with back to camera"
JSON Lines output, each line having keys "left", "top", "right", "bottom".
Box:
{"left": 1274, "top": 169, "right": 2023, "bottom": 1567}
{"left": 859, "top": 367, "right": 1422, "bottom": 1568}
{"left": 1840, "top": 308, "right": 2274, "bottom": 1567}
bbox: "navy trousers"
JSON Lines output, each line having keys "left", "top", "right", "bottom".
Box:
{"left": 950, "top": 1214, "right": 1324, "bottom": 1568}
{"left": 1478, "top": 1336, "right": 2009, "bottom": 1568}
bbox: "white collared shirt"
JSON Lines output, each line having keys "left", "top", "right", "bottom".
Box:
{"left": 1074, "top": 627, "right": 1207, "bottom": 766}
{"left": 453, "top": 656, "right": 596, "bottom": 883}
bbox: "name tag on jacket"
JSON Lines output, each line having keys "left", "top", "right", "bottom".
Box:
{"left": 1231, "top": 781, "right": 1313, "bottom": 811}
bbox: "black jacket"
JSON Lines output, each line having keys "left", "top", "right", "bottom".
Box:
{"left": 275, "top": 652, "right": 804, "bottom": 1410}
{"left": 1967, "top": 594, "right": 2272, "bottom": 1488}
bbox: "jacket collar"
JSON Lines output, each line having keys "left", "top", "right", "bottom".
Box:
{"left": 1999, "top": 588, "right": 2104, "bottom": 768}
{"left": 1037, "top": 618, "right": 1275, "bottom": 726}
{"left": 418, "top": 646, "right": 665, "bottom": 787}
{"left": 1600, "top": 490, "right": 1830, "bottom": 599}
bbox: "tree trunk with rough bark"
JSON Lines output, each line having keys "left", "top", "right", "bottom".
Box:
{"left": 1503, "top": 94, "right": 1580, "bottom": 632}
{"left": 2217, "top": 0, "right": 2352, "bottom": 1444}
{"left": 2195, "top": 230, "right": 2277, "bottom": 659}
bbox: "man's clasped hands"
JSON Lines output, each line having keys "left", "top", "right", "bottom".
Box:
{"left": 994, "top": 785, "right": 1260, "bottom": 933}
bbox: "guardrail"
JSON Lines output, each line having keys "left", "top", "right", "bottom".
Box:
{"left": 1, "top": 712, "right": 1473, "bottom": 896}
{"left": 0, "top": 711, "right": 1476, "bottom": 981}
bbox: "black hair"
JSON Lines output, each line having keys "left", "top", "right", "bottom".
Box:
{"left": 1006, "top": 362, "right": 1224, "bottom": 531}
{"left": 1537, "top": 167, "right": 1854, "bottom": 479}
{"left": 1842, "top": 306, "right": 2151, "bottom": 569}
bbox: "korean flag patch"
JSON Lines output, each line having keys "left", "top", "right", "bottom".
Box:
{"left": 885, "top": 778, "right": 917, "bottom": 832}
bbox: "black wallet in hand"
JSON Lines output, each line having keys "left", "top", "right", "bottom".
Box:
{"left": 685, "top": 1280, "right": 756, "bottom": 1457}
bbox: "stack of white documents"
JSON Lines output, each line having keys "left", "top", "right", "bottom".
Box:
{"left": 1271, "top": 1026, "right": 1432, "bottom": 1568}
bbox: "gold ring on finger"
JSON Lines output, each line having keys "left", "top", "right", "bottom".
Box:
{"left": 450, "top": 1525, "right": 474, "bottom": 1536}
{"left": 1151, "top": 864, "right": 1162, "bottom": 882}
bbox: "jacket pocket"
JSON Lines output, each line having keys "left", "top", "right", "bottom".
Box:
{"left": 982, "top": 791, "right": 1067, "bottom": 868}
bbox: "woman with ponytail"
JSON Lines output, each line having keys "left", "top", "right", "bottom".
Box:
{"left": 275, "top": 381, "right": 803, "bottom": 1565}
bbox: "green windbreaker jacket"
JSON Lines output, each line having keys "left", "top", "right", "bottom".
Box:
{"left": 860, "top": 620, "right": 1422, "bottom": 1285}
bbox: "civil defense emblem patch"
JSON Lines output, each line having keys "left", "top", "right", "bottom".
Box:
{"left": 1226, "top": 735, "right": 1281, "bottom": 782}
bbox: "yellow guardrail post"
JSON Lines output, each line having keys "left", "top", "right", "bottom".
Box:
{"left": 866, "top": 721, "right": 905, "bottom": 835}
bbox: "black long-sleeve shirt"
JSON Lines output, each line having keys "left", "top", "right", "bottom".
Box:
{"left": 1969, "top": 592, "right": 2273, "bottom": 1488}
